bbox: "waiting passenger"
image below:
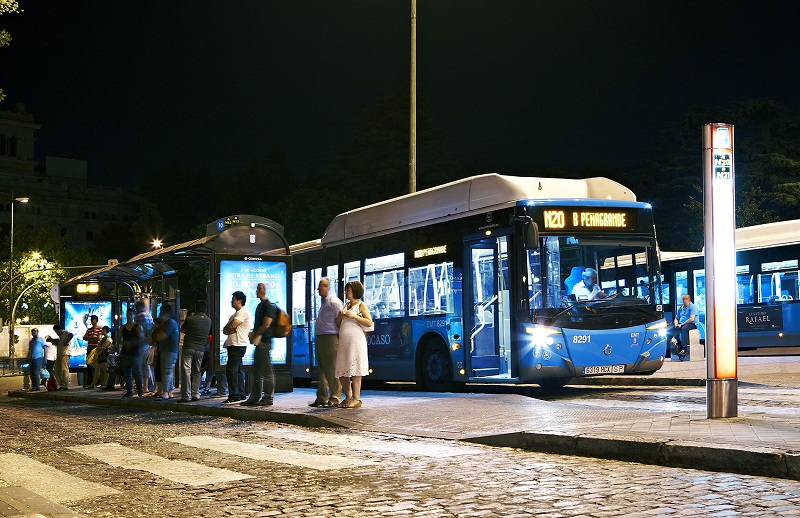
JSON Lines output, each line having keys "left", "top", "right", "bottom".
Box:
{"left": 572, "top": 268, "right": 606, "bottom": 301}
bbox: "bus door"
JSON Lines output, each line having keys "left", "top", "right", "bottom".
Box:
{"left": 466, "top": 235, "right": 511, "bottom": 380}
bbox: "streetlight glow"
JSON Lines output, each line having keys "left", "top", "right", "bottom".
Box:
{"left": 152, "top": 239, "right": 163, "bottom": 249}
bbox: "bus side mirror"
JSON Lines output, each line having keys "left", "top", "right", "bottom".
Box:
{"left": 524, "top": 222, "right": 539, "bottom": 250}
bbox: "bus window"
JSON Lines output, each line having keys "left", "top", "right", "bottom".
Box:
{"left": 409, "top": 261, "right": 454, "bottom": 316}
{"left": 364, "top": 252, "right": 405, "bottom": 318}
{"left": 674, "top": 271, "right": 688, "bottom": 310}
{"left": 526, "top": 249, "right": 543, "bottom": 310}
{"left": 327, "top": 265, "right": 339, "bottom": 297}
{"left": 344, "top": 260, "right": 360, "bottom": 285}
{"left": 292, "top": 270, "right": 306, "bottom": 326}
{"left": 693, "top": 269, "right": 706, "bottom": 326}
{"left": 736, "top": 265, "right": 753, "bottom": 304}
{"left": 759, "top": 268, "right": 799, "bottom": 302}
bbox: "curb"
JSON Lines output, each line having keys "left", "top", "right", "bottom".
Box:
{"left": 9, "top": 389, "right": 800, "bottom": 481}
{"left": 462, "top": 431, "right": 800, "bottom": 481}
{"left": 8, "top": 390, "right": 346, "bottom": 430}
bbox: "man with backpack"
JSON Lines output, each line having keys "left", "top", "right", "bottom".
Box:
{"left": 242, "top": 282, "right": 277, "bottom": 407}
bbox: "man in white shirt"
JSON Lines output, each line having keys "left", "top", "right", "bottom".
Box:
{"left": 309, "top": 277, "right": 344, "bottom": 408}
{"left": 222, "top": 290, "right": 252, "bottom": 403}
{"left": 572, "top": 268, "right": 606, "bottom": 301}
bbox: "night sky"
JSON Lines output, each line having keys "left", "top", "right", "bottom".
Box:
{"left": 3, "top": 1, "right": 799, "bottom": 188}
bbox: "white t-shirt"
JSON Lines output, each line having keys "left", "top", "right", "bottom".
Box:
{"left": 224, "top": 307, "right": 252, "bottom": 347}
{"left": 572, "top": 281, "right": 601, "bottom": 301}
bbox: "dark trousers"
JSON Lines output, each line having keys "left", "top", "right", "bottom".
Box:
{"left": 120, "top": 351, "right": 143, "bottom": 396}
{"left": 677, "top": 322, "right": 697, "bottom": 347}
{"left": 225, "top": 347, "right": 246, "bottom": 400}
{"left": 30, "top": 357, "right": 43, "bottom": 390}
{"left": 46, "top": 359, "right": 55, "bottom": 380}
{"left": 246, "top": 344, "right": 274, "bottom": 403}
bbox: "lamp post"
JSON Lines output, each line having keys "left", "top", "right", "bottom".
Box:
{"left": 9, "top": 195, "right": 29, "bottom": 367}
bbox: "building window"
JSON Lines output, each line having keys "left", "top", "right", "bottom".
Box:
{"left": 9, "top": 136, "right": 17, "bottom": 157}
{"left": 0, "top": 134, "right": 5, "bottom": 156}
{"left": 86, "top": 231, "right": 94, "bottom": 241}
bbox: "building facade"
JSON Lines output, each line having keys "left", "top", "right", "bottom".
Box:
{"left": 0, "top": 103, "right": 137, "bottom": 250}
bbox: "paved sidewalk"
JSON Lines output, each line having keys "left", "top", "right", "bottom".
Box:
{"left": 7, "top": 356, "right": 800, "bottom": 480}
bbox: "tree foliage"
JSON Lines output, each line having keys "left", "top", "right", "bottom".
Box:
{"left": 631, "top": 98, "right": 800, "bottom": 251}
{"left": 0, "top": 226, "right": 106, "bottom": 325}
{"left": 0, "top": 0, "right": 21, "bottom": 103}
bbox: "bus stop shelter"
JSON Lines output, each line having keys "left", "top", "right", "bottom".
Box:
{"left": 57, "top": 215, "right": 293, "bottom": 392}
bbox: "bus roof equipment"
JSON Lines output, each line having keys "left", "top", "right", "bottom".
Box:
{"left": 321, "top": 173, "right": 637, "bottom": 244}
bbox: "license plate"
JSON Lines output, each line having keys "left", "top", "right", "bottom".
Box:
{"left": 583, "top": 364, "right": 625, "bottom": 375}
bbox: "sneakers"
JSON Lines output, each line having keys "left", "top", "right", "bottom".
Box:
{"left": 177, "top": 398, "right": 190, "bottom": 403}
{"left": 255, "top": 399, "right": 273, "bottom": 406}
{"left": 239, "top": 400, "right": 258, "bottom": 407}
{"left": 222, "top": 398, "right": 242, "bottom": 404}
{"left": 191, "top": 397, "right": 200, "bottom": 402}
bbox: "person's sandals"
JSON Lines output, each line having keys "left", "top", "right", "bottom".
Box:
{"left": 346, "top": 399, "right": 362, "bottom": 409}
{"left": 337, "top": 398, "right": 350, "bottom": 408}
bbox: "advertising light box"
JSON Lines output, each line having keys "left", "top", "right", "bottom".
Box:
{"left": 217, "top": 257, "right": 289, "bottom": 366}
{"left": 63, "top": 299, "right": 113, "bottom": 369}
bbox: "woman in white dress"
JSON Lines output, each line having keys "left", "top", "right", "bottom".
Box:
{"left": 335, "top": 281, "right": 373, "bottom": 408}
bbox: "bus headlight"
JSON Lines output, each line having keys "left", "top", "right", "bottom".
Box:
{"left": 524, "top": 326, "right": 562, "bottom": 347}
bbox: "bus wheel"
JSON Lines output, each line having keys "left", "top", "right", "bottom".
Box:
{"left": 538, "top": 377, "right": 571, "bottom": 389}
{"left": 420, "top": 340, "right": 454, "bottom": 392}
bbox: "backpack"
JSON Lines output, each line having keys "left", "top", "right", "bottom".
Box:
{"left": 46, "top": 377, "right": 57, "bottom": 391}
{"left": 272, "top": 306, "right": 291, "bottom": 337}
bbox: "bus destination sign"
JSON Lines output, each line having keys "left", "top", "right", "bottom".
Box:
{"left": 537, "top": 207, "right": 638, "bottom": 232}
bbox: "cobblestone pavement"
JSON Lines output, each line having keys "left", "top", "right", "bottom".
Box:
{"left": 1, "top": 397, "right": 800, "bottom": 517}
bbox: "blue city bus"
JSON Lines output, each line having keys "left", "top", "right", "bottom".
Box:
{"left": 289, "top": 174, "right": 668, "bottom": 390}
{"left": 660, "top": 219, "right": 800, "bottom": 350}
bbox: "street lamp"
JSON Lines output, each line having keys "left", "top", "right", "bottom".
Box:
{"left": 152, "top": 238, "right": 163, "bottom": 250}
{"left": 9, "top": 195, "right": 29, "bottom": 368}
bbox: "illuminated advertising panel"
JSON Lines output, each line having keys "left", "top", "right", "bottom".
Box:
{"left": 63, "top": 300, "right": 113, "bottom": 368}
{"left": 217, "top": 257, "right": 288, "bottom": 366}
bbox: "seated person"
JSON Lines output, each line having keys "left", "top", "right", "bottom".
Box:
{"left": 571, "top": 268, "right": 606, "bottom": 301}
{"left": 672, "top": 294, "right": 699, "bottom": 353}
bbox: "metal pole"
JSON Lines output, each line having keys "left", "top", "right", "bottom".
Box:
{"left": 409, "top": 0, "right": 417, "bottom": 194}
{"left": 8, "top": 195, "right": 28, "bottom": 368}
{"left": 8, "top": 195, "right": 13, "bottom": 366}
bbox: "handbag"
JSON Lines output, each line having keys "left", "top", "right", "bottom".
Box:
{"left": 86, "top": 347, "right": 100, "bottom": 367}
{"left": 40, "top": 367, "right": 50, "bottom": 379}
{"left": 356, "top": 302, "right": 375, "bottom": 333}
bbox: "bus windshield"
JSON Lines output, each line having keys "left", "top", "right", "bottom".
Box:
{"left": 527, "top": 235, "right": 661, "bottom": 328}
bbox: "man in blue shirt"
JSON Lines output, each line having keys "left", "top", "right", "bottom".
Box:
{"left": 27, "top": 328, "right": 47, "bottom": 391}
{"left": 673, "top": 294, "right": 699, "bottom": 355}
{"left": 309, "top": 277, "right": 344, "bottom": 408}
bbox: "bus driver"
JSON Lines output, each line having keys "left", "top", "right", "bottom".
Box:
{"left": 572, "top": 268, "right": 606, "bottom": 301}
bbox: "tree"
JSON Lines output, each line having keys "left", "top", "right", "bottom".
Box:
{"left": 631, "top": 99, "right": 800, "bottom": 251}
{"left": 0, "top": 226, "right": 105, "bottom": 325}
{"left": 0, "top": 0, "right": 21, "bottom": 103}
